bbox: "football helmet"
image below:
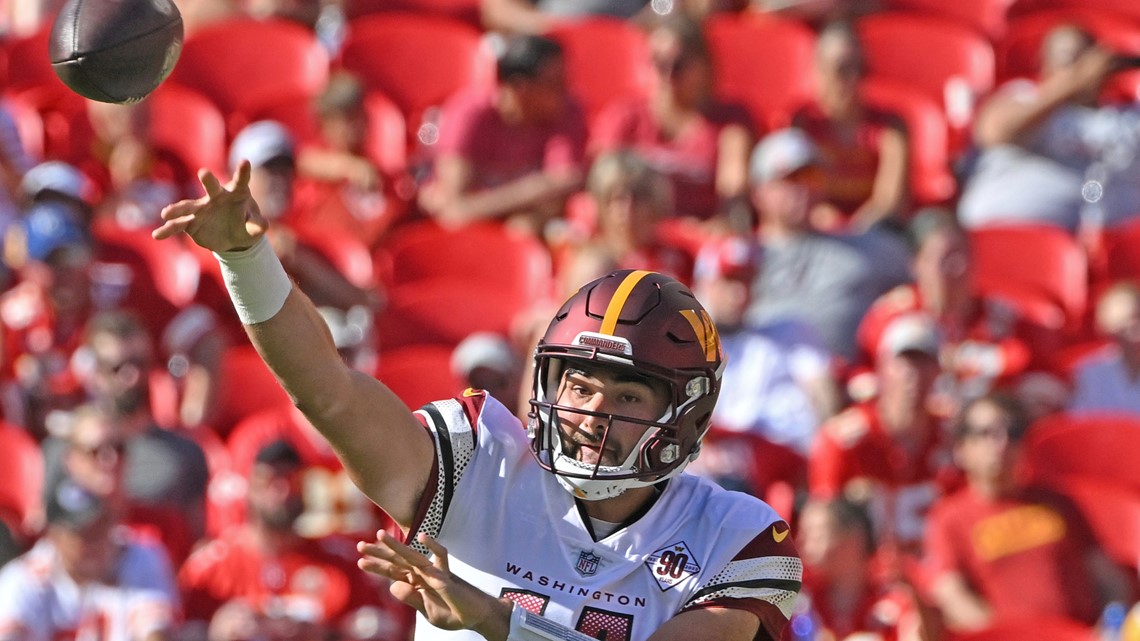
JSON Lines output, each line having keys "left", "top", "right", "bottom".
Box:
{"left": 528, "top": 269, "right": 725, "bottom": 500}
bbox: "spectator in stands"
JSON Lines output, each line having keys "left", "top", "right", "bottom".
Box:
{"left": 751, "top": 0, "right": 880, "bottom": 25}
{"left": 179, "top": 440, "right": 410, "bottom": 641}
{"left": 692, "top": 235, "right": 838, "bottom": 454}
{"left": 0, "top": 478, "right": 178, "bottom": 641}
{"left": 791, "top": 496, "right": 926, "bottom": 641}
{"left": 924, "top": 393, "right": 1132, "bottom": 632}
{"left": 41, "top": 311, "right": 209, "bottom": 563}
{"left": 810, "top": 312, "right": 955, "bottom": 550}
{"left": 792, "top": 21, "right": 909, "bottom": 232}
{"left": 745, "top": 128, "right": 910, "bottom": 361}
{"left": 480, "top": 0, "right": 651, "bottom": 35}
{"left": 451, "top": 332, "right": 524, "bottom": 416}
{"left": 855, "top": 208, "right": 1032, "bottom": 403}
{"left": 1068, "top": 281, "right": 1140, "bottom": 415}
{"left": 295, "top": 71, "right": 400, "bottom": 249}
{"left": 228, "top": 120, "right": 380, "bottom": 312}
{"left": 418, "top": 35, "right": 586, "bottom": 234}
{"left": 591, "top": 16, "right": 755, "bottom": 229}
{"left": 959, "top": 24, "right": 1140, "bottom": 233}
{"left": 20, "top": 160, "right": 94, "bottom": 222}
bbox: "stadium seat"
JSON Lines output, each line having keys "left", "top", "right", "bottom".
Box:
{"left": 0, "top": 422, "right": 43, "bottom": 538}
{"left": 375, "top": 220, "right": 552, "bottom": 294}
{"left": 378, "top": 280, "right": 537, "bottom": 349}
{"left": 338, "top": 14, "right": 495, "bottom": 148}
{"left": 3, "top": 25, "right": 89, "bottom": 161}
{"left": 858, "top": 78, "right": 956, "bottom": 205}
{"left": 170, "top": 18, "right": 330, "bottom": 135}
{"left": 364, "top": 90, "right": 408, "bottom": 177}
{"left": 1058, "top": 476, "right": 1140, "bottom": 571}
{"left": 955, "top": 616, "right": 1096, "bottom": 641}
{"left": 998, "top": 9, "right": 1140, "bottom": 102}
{"left": 704, "top": 13, "right": 816, "bottom": 131}
{"left": 211, "top": 345, "right": 293, "bottom": 436}
{"left": 547, "top": 18, "right": 651, "bottom": 122}
{"left": 1011, "top": 0, "right": 1140, "bottom": 25}
{"left": 291, "top": 224, "right": 377, "bottom": 290}
{"left": 345, "top": 0, "right": 482, "bottom": 29}
{"left": 92, "top": 218, "right": 202, "bottom": 309}
{"left": 1022, "top": 412, "right": 1140, "bottom": 493}
{"left": 145, "top": 84, "right": 228, "bottom": 176}
{"left": 374, "top": 344, "right": 464, "bottom": 410}
{"left": 882, "top": 0, "right": 1015, "bottom": 40}
{"left": 1097, "top": 218, "right": 1140, "bottom": 287}
{"left": 858, "top": 13, "right": 995, "bottom": 133}
{"left": 968, "top": 225, "right": 1088, "bottom": 331}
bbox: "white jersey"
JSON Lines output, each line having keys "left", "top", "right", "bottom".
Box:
{"left": 407, "top": 392, "right": 802, "bottom": 641}
{"left": 0, "top": 532, "right": 177, "bottom": 641}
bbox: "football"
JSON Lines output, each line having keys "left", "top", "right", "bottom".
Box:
{"left": 49, "top": 0, "right": 183, "bottom": 104}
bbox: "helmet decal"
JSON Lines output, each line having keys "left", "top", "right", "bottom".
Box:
{"left": 679, "top": 309, "right": 720, "bottom": 363}
{"left": 598, "top": 269, "right": 653, "bottom": 335}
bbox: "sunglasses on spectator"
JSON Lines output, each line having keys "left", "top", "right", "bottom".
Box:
{"left": 74, "top": 440, "right": 127, "bottom": 459}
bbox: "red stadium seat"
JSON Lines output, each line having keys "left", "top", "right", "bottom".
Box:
{"left": 998, "top": 9, "right": 1140, "bottom": 102}
{"left": 92, "top": 219, "right": 202, "bottom": 309}
{"left": 170, "top": 18, "right": 329, "bottom": 135}
{"left": 1011, "top": 0, "right": 1140, "bottom": 25}
{"left": 704, "top": 13, "right": 816, "bottom": 131}
{"left": 345, "top": 0, "right": 482, "bottom": 28}
{"left": 1058, "top": 476, "right": 1140, "bottom": 571}
{"left": 547, "top": 18, "right": 651, "bottom": 122}
{"left": 338, "top": 14, "right": 494, "bottom": 147}
{"left": 292, "top": 224, "right": 377, "bottom": 290}
{"left": 882, "top": 0, "right": 1015, "bottom": 40}
{"left": 378, "top": 280, "right": 536, "bottom": 349}
{"left": 374, "top": 344, "right": 464, "bottom": 410}
{"left": 0, "top": 422, "right": 43, "bottom": 538}
{"left": 955, "top": 617, "right": 1096, "bottom": 641}
{"left": 3, "top": 25, "right": 89, "bottom": 161}
{"left": 211, "top": 346, "right": 292, "bottom": 436}
{"left": 364, "top": 90, "right": 408, "bottom": 177}
{"left": 968, "top": 225, "right": 1088, "bottom": 331}
{"left": 858, "top": 13, "right": 995, "bottom": 134}
{"left": 145, "top": 84, "right": 228, "bottom": 176}
{"left": 858, "top": 78, "right": 956, "bottom": 205}
{"left": 1022, "top": 412, "right": 1140, "bottom": 493}
{"left": 1098, "top": 218, "right": 1140, "bottom": 286}
{"left": 375, "top": 220, "right": 552, "bottom": 294}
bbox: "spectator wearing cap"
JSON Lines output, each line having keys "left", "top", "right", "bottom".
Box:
{"left": 792, "top": 21, "right": 909, "bottom": 232}
{"left": 691, "top": 235, "right": 838, "bottom": 455}
{"left": 293, "top": 71, "right": 402, "bottom": 249}
{"left": 226, "top": 120, "right": 380, "bottom": 314}
{"left": 418, "top": 34, "right": 586, "bottom": 234}
{"left": 924, "top": 393, "right": 1132, "bottom": 633}
{"left": 21, "top": 161, "right": 94, "bottom": 222}
{"left": 1068, "top": 281, "right": 1140, "bottom": 415}
{"left": 590, "top": 16, "right": 755, "bottom": 228}
{"left": 745, "top": 128, "right": 910, "bottom": 362}
{"left": 179, "top": 439, "right": 411, "bottom": 641}
{"left": 810, "top": 312, "right": 958, "bottom": 551}
{"left": 451, "top": 331, "right": 523, "bottom": 416}
{"left": 855, "top": 208, "right": 1033, "bottom": 404}
{"left": 0, "top": 478, "right": 178, "bottom": 641}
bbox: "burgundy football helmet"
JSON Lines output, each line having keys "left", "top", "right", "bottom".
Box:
{"left": 528, "top": 269, "right": 725, "bottom": 500}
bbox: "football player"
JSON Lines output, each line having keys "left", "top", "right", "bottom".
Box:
{"left": 153, "top": 163, "right": 802, "bottom": 641}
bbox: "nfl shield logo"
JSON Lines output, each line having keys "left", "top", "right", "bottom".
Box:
{"left": 576, "top": 551, "right": 600, "bottom": 576}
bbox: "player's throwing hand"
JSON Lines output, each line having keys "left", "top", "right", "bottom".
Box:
{"left": 152, "top": 161, "right": 268, "bottom": 253}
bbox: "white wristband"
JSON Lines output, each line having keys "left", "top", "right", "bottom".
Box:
{"left": 507, "top": 602, "right": 596, "bottom": 641}
{"left": 214, "top": 235, "right": 293, "bottom": 325}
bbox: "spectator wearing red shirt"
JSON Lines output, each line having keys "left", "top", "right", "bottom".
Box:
{"left": 854, "top": 209, "right": 1032, "bottom": 403}
{"left": 788, "top": 496, "right": 927, "bottom": 641}
{"left": 179, "top": 439, "right": 410, "bottom": 641}
{"left": 792, "top": 21, "right": 908, "bottom": 232}
{"left": 419, "top": 35, "right": 586, "bottom": 234}
{"left": 591, "top": 16, "right": 755, "bottom": 228}
{"left": 810, "top": 313, "right": 955, "bottom": 550}
{"left": 924, "top": 394, "right": 1132, "bottom": 633}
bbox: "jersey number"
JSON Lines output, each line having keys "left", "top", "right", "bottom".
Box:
{"left": 501, "top": 589, "right": 635, "bottom": 641}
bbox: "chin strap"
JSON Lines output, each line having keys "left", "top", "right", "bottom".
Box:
{"left": 508, "top": 602, "right": 598, "bottom": 641}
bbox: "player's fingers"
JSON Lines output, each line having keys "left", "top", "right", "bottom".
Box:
{"left": 199, "top": 168, "right": 225, "bottom": 198}
{"left": 232, "top": 160, "right": 252, "bottom": 193}
{"left": 357, "top": 540, "right": 417, "bottom": 572}
{"left": 418, "top": 533, "right": 450, "bottom": 574}
{"left": 357, "top": 556, "right": 414, "bottom": 582}
{"left": 389, "top": 582, "right": 427, "bottom": 613}
{"left": 378, "top": 532, "right": 435, "bottom": 570}
{"left": 159, "top": 198, "right": 203, "bottom": 221}
{"left": 152, "top": 216, "right": 194, "bottom": 240}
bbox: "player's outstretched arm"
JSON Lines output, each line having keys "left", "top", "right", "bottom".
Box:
{"left": 153, "top": 163, "right": 434, "bottom": 527}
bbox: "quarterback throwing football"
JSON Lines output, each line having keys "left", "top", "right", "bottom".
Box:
{"left": 154, "top": 163, "right": 801, "bottom": 641}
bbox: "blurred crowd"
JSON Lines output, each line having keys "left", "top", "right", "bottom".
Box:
{"left": 0, "top": 0, "right": 1139, "bottom": 639}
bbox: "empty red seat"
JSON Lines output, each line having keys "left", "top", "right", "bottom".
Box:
{"left": 704, "top": 13, "right": 816, "bottom": 131}
{"left": 374, "top": 344, "right": 463, "bottom": 410}
{"left": 1097, "top": 218, "right": 1140, "bottom": 286}
{"left": 547, "top": 18, "right": 650, "bottom": 123}
{"left": 210, "top": 346, "right": 292, "bottom": 436}
{"left": 883, "top": 0, "right": 1015, "bottom": 40}
{"left": 378, "top": 280, "right": 535, "bottom": 350}
{"left": 1022, "top": 412, "right": 1140, "bottom": 492}
{"left": 955, "top": 617, "right": 1095, "bottom": 641}
{"left": 92, "top": 218, "right": 202, "bottom": 309}
{"left": 968, "top": 224, "right": 1088, "bottom": 331}
{"left": 1058, "top": 476, "right": 1140, "bottom": 571}
{"left": 145, "top": 83, "right": 227, "bottom": 176}
{"left": 345, "top": 0, "right": 482, "bottom": 28}
{"left": 0, "top": 422, "right": 43, "bottom": 538}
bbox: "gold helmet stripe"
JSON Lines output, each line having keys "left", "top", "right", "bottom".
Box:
{"left": 599, "top": 270, "right": 653, "bottom": 335}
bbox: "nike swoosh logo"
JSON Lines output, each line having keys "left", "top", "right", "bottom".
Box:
{"left": 772, "top": 526, "right": 790, "bottom": 543}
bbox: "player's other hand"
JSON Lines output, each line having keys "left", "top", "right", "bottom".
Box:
{"left": 152, "top": 161, "right": 268, "bottom": 253}
{"left": 358, "top": 532, "right": 512, "bottom": 641}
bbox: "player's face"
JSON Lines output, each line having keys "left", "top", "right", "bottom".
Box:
{"left": 553, "top": 364, "right": 671, "bottom": 468}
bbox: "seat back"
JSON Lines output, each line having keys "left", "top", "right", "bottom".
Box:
{"left": 1059, "top": 476, "right": 1140, "bottom": 571}
{"left": 92, "top": 218, "right": 202, "bottom": 309}
{"left": 378, "top": 281, "right": 536, "bottom": 350}
{"left": 705, "top": 13, "right": 816, "bottom": 130}
{"left": 883, "top": 0, "right": 1014, "bottom": 40}
{"left": 0, "top": 422, "right": 43, "bottom": 537}
{"left": 955, "top": 617, "right": 1095, "bottom": 641}
{"left": 375, "top": 344, "right": 463, "bottom": 410}
{"left": 211, "top": 346, "right": 293, "bottom": 436}
{"left": 968, "top": 224, "right": 1088, "bottom": 330}
{"left": 547, "top": 18, "right": 650, "bottom": 122}
{"left": 146, "top": 83, "right": 228, "bottom": 176}
{"left": 1023, "top": 412, "right": 1140, "bottom": 492}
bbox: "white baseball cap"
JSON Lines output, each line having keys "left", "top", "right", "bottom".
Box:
{"left": 229, "top": 120, "right": 295, "bottom": 171}
{"left": 878, "top": 313, "right": 941, "bottom": 361}
{"left": 749, "top": 128, "right": 822, "bottom": 184}
{"left": 22, "top": 161, "right": 91, "bottom": 203}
